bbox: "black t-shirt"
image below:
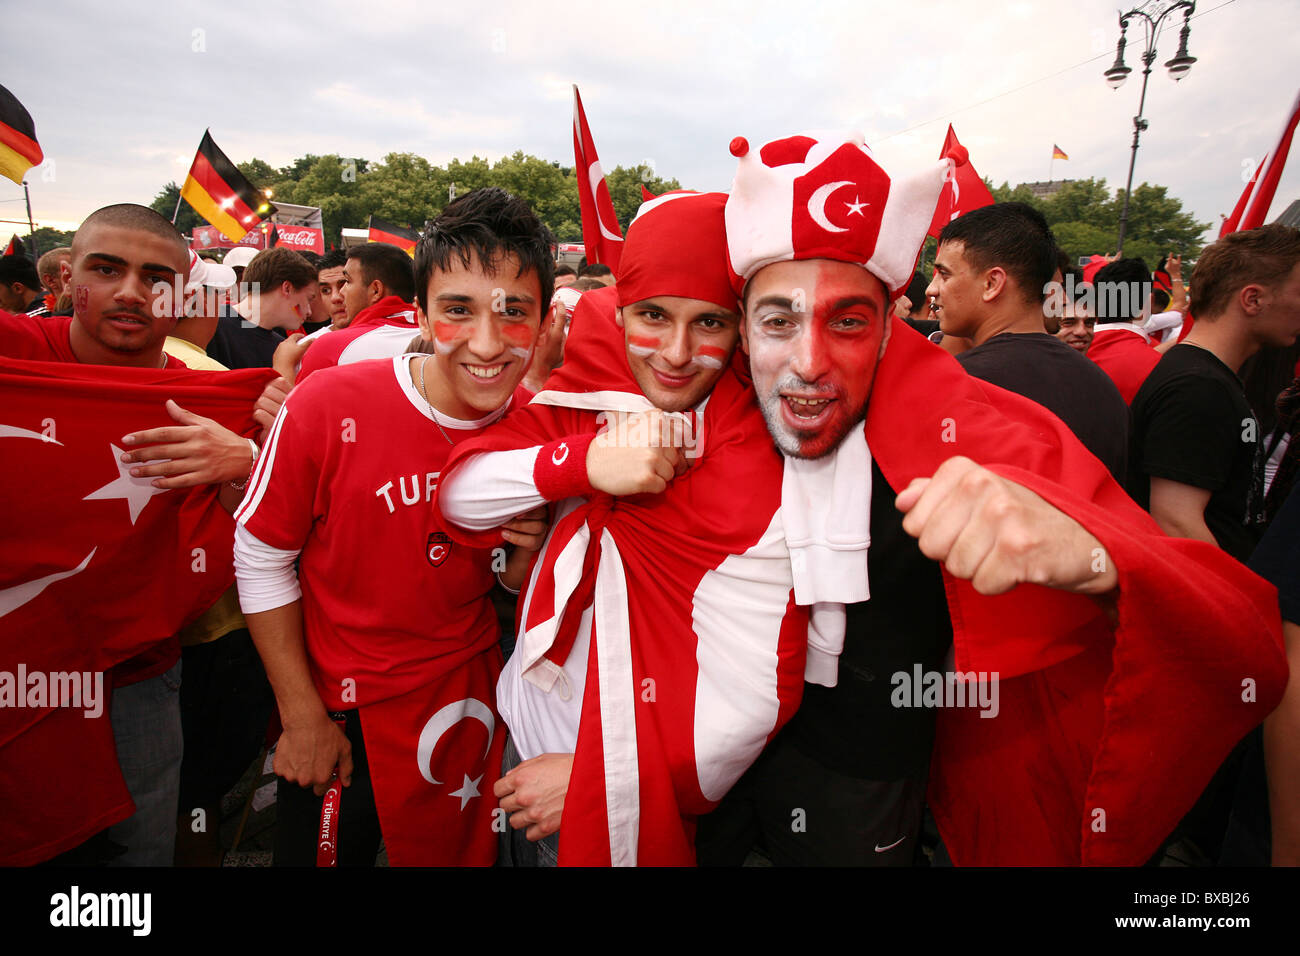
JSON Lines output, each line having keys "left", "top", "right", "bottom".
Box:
{"left": 206, "top": 306, "right": 286, "bottom": 370}
{"left": 780, "top": 461, "right": 952, "bottom": 781}
{"left": 957, "top": 332, "right": 1129, "bottom": 482}
{"left": 1249, "top": 482, "right": 1300, "bottom": 626}
{"left": 1127, "top": 343, "right": 1266, "bottom": 562}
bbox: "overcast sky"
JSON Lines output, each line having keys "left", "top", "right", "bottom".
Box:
{"left": 4, "top": 0, "right": 1298, "bottom": 247}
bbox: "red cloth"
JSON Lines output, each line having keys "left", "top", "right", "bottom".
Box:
{"left": 1086, "top": 327, "right": 1161, "bottom": 404}
{"left": 865, "top": 320, "right": 1287, "bottom": 865}
{"left": 616, "top": 192, "right": 737, "bottom": 312}
{"left": 0, "top": 355, "right": 273, "bottom": 865}
{"left": 296, "top": 296, "right": 417, "bottom": 384}
{"left": 1238, "top": 89, "right": 1300, "bottom": 231}
{"left": 434, "top": 293, "right": 807, "bottom": 865}
{"left": 927, "top": 125, "right": 995, "bottom": 239}
{"left": 236, "top": 356, "right": 508, "bottom": 864}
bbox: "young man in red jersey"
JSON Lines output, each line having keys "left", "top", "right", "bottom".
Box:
{"left": 234, "top": 187, "right": 554, "bottom": 865}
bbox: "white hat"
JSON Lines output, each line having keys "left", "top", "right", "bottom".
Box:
{"left": 222, "top": 247, "right": 260, "bottom": 270}
{"left": 724, "top": 129, "right": 953, "bottom": 294}
{"left": 184, "top": 250, "right": 237, "bottom": 294}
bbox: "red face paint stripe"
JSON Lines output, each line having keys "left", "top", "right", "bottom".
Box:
{"left": 696, "top": 344, "right": 728, "bottom": 360}
{"left": 501, "top": 324, "right": 534, "bottom": 347}
{"left": 627, "top": 334, "right": 660, "bottom": 349}
{"left": 434, "top": 322, "right": 465, "bottom": 343}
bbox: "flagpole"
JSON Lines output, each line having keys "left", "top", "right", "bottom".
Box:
{"left": 171, "top": 185, "right": 183, "bottom": 226}
{"left": 22, "top": 181, "right": 38, "bottom": 260}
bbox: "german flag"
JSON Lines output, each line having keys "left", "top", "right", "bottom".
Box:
{"left": 0, "top": 84, "right": 43, "bottom": 186}
{"left": 367, "top": 215, "right": 418, "bottom": 257}
{"left": 1052, "top": 144, "right": 1069, "bottom": 161}
{"left": 179, "top": 130, "right": 274, "bottom": 242}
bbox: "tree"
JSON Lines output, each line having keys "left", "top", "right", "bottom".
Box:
{"left": 987, "top": 177, "right": 1208, "bottom": 264}
{"left": 604, "top": 164, "right": 683, "bottom": 232}
{"left": 149, "top": 181, "right": 204, "bottom": 236}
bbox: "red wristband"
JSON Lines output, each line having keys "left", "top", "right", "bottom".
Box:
{"left": 533, "top": 433, "right": 597, "bottom": 501}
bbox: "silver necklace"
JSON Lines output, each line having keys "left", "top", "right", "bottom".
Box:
{"left": 415, "top": 356, "right": 455, "bottom": 446}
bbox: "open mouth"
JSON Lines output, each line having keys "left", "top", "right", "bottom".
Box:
{"left": 781, "top": 394, "right": 836, "bottom": 428}
{"left": 464, "top": 363, "right": 506, "bottom": 381}
{"left": 106, "top": 314, "right": 148, "bottom": 329}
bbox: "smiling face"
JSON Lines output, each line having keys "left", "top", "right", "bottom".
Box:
{"left": 63, "top": 222, "right": 188, "bottom": 367}
{"left": 925, "top": 240, "right": 986, "bottom": 339}
{"left": 743, "top": 259, "right": 891, "bottom": 460}
{"left": 416, "top": 251, "right": 542, "bottom": 419}
{"left": 616, "top": 295, "right": 741, "bottom": 412}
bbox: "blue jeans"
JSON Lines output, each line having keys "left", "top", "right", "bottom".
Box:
{"left": 107, "top": 660, "right": 184, "bottom": 866}
{"left": 498, "top": 736, "right": 559, "bottom": 867}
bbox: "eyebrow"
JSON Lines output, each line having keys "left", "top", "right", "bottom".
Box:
{"left": 85, "top": 252, "right": 178, "bottom": 273}
{"left": 828, "top": 295, "right": 884, "bottom": 314}
{"left": 751, "top": 294, "right": 794, "bottom": 310}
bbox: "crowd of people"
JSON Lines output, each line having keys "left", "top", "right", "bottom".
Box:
{"left": 1, "top": 129, "right": 1297, "bottom": 868}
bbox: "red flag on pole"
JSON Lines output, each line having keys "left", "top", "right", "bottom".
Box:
{"left": 927, "top": 125, "right": 995, "bottom": 239}
{"left": 573, "top": 85, "right": 623, "bottom": 272}
{"left": 1220, "top": 152, "right": 1266, "bottom": 238}
{"left": 1237, "top": 88, "right": 1300, "bottom": 232}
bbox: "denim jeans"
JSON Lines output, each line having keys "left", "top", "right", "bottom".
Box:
{"left": 107, "top": 660, "right": 184, "bottom": 866}
{"left": 497, "top": 736, "right": 559, "bottom": 867}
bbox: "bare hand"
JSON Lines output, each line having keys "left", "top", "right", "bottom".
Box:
{"left": 586, "top": 409, "right": 690, "bottom": 496}
{"left": 122, "top": 399, "right": 253, "bottom": 489}
{"left": 274, "top": 711, "right": 353, "bottom": 797}
{"left": 895, "top": 456, "right": 1117, "bottom": 596}
{"left": 254, "top": 376, "right": 292, "bottom": 445}
{"left": 1167, "top": 254, "right": 1182, "bottom": 281}
{"left": 494, "top": 752, "right": 572, "bottom": 841}
{"left": 500, "top": 505, "right": 550, "bottom": 551}
{"left": 272, "top": 335, "right": 311, "bottom": 386}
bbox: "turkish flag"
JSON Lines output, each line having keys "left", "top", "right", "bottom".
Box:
{"left": 791, "top": 142, "right": 890, "bottom": 266}
{"left": 0, "top": 356, "right": 275, "bottom": 864}
{"left": 572, "top": 85, "right": 623, "bottom": 272}
{"left": 1238, "top": 88, "right": 1300, "bottom": 232}
{"left": 927, "top": 125, "right": 995, "bottom": 239}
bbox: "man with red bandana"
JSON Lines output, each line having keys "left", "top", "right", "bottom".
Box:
{"left": 434, "top": 191, "right": 814, "bottom": 866}
{"left": 697, "top": 130, "right": 1288, "bottom": 866}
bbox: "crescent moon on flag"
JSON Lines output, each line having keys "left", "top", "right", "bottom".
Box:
{"left": 0, "top": 424, "right": 62, "bottom": 445}
{"left": 588, "top": 162, "right": 624, "bottom": 242}
{"left": 808, "top": 180, "right": 855, "bottom": 233}
{"left": 0, "top": 548, "right": 97, "bottom": 618}
{"left": 416, "top": 697, "right": 495, "bottom": 785}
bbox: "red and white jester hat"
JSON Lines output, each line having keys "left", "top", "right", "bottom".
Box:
{"left": 724, "top": 129, "right": 962, "bottom": 296}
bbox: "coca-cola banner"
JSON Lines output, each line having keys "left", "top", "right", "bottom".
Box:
{"left": 273, "top": 226, "right": 325, "bottom": 254}
{"left": 190, "top": 224, "right": 266, "bottom": 251}
{"left": 190, "top": 223, "right": 323, "bottom": 254}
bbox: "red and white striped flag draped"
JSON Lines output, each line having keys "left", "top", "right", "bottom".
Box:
{"left": 573, "top": 85, "right": 624, "bottom": 273}
{"left": 1225, "top": 88, "right": 1300, "bottom": 235}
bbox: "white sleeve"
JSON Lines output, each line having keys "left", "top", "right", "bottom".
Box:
{"left": 439, "top": 447, "right": 548, "bottom": 532}
{"left": 234, "top": 523, "right": 303, "bottom": 614}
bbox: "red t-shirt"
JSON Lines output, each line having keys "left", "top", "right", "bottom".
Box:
{"left": 296, "top": 296, "right": 418, "bottom": 385}
{"left": 236, "top": 354, "right": 510, "bottom": 708}
{"left": 0, "top": 309, "right": 187, "bottom": 684}
{"left": 1087, "top": 327, "right": 1160, "bottom": 405}
{"left": 0, "top": 311, "right": 187, "bottom": 369}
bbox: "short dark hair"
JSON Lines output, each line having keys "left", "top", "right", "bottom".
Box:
{"left": 555, "top": 264, "right": 577, "bottom": 278}
{"left": 1092, "top": 257, "right": 1151, "bottom": 322}
{"left": 1192, "top": 224, "right": 1300, "bottom": 320}
{"left": 244, "top": 247, "right": 318, "bottom": 291}
{"left": 72, "top": 203, "right": 188, "bottom": 263}
{"left": 939, "top": 202, "right": 1057, "bottom": 305}
{"left": 903, "top": 271, "right": 928, "bottom": 312}
{"left": 298, "top": 250, "right": 322, "bottom": 269}
{"left": 317, "top": 248, "right": 347, "bottom": 273}
{"left": 347, "top": 242, "right": 416, "bottom": 303}
{"left": 414, "top": 187, "right": 555, "bottom": 313}
{"left": 0, "top": 254, "right": 41, "bottom": 289}
{"left": 579, "top": 262, "right": 613, "bottom": 279}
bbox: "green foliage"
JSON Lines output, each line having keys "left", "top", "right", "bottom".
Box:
{"left": 149, "top": 181, "right": 204, "bottom": 236}
{"left": 149, "top": 150, "right": 686, "bottom": 250}
{"left": 987, "top": 177, "right": 1208, "bottom": 265}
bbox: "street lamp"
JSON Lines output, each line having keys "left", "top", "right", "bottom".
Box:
{"left": 1105, "top": 1, "right": 1197, "bottom": 255}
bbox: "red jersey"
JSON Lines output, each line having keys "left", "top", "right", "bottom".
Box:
{"left": 235, "top": 354, "right": 516, "bottom": 864}
{"left": 1087, "top": 325, "right": 1159, "bottom": 405}
{"left": 296, "top": 295, "right": 417, "bottom": 385}
{"left": 0, "top": 311, "right": 186, "bottom": 370}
